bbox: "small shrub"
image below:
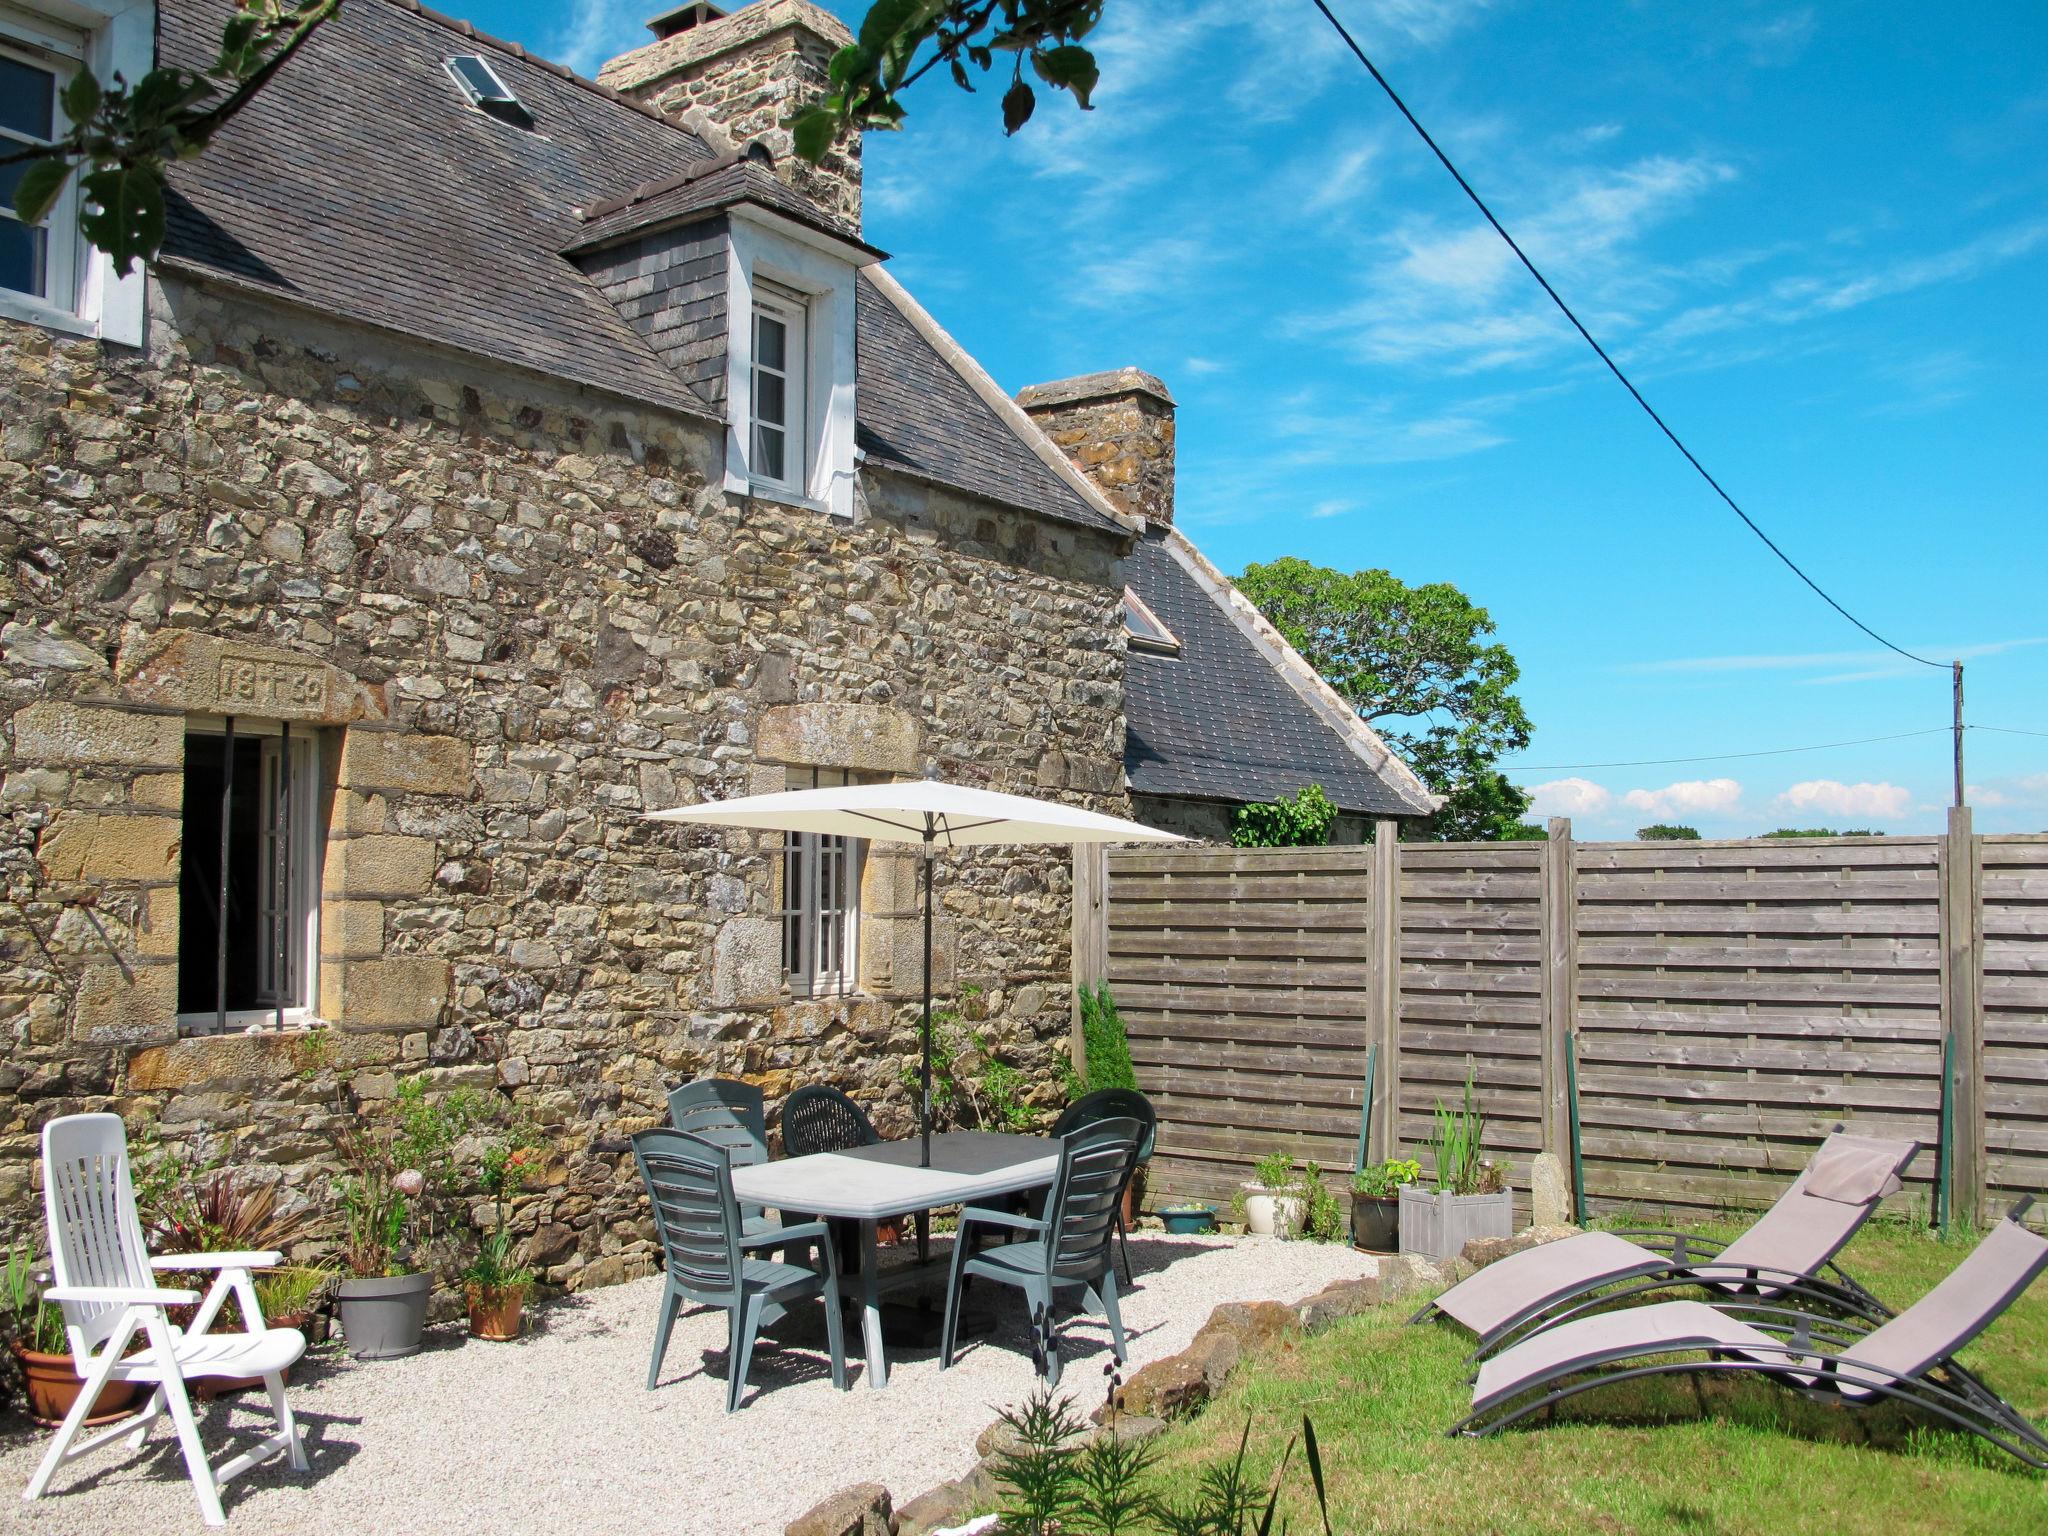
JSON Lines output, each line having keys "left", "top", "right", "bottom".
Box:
{"left": 1074, "top": 981, "right": 1137, "bottom": 1096}
{"left": 1230, "top": 784, "right": 1339, "bottom": 848}
{"left": 1252, "top": 1150, "right": 1295, "bottom": 1190}
{"left": 1352, "top": 1157, "right": 1421, "bottom": 1199}
{"left": 1430, "top": 1066, "right": 1489, "bottom": 1195}
{"left": 1294, "top": 1162, "right": 1346, "bottom": 1243}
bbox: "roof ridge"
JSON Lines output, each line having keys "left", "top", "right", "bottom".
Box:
{"left": 377, "top": 0, "right": 701, "bottom": 142}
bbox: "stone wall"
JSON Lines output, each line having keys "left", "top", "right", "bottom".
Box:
{"left": 1017, "top": 368, "right": 1177, "bottom": 527}
{"left": 599, "top": 0, "right": 862, "bottom": 232}
{"left": 0, "top": 274, "right": 1127, "bottom": 1287}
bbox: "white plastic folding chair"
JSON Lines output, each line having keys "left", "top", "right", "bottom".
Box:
{"left": 23, "top": 1113, "right": 308, "bottom": 1527}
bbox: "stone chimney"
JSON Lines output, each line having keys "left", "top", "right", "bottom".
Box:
{"left": 597, "top": 0, "right": 862, "bottom": 231}
{"left": 1016, "top": 368, "right": 1177, "bottom": 526}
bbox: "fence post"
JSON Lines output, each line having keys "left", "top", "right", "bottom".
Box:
{"left": 1070, "top": 843, "right": 1109, "bottom": 1079}
{"left": 1943, "top": 805, "right": 1985, "bottom": 1224}
{"left": 1540, "top": 816, "right": 1577, "bottom": 1162}
{"left": 1368, "top": 818, "right": 1403, "bottom": 1157}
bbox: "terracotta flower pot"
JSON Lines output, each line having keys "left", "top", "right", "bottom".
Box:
{"left": 466, "top": 1286, "right": 526, "bottom": 1341}
{"left": 11, "top": 1341, "right": 143, "bottom": 1428}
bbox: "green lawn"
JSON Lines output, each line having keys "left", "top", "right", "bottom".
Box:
{"left": 1136, "top": 1221, "right": 2048, "bottom": 1535}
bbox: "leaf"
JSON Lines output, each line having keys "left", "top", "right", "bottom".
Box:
{"left": 1002, "top": 77, "right": 1035, "bottom": 134}
{"left": 788, "top": 104, "right": 838, "bottom": 164}
{"left": 1303, "top": 1416, "right": 1333, "bottom": 1536}
{"left": 827, "top": 43, "right": 866, "bottom": 90}
{"left": 856, "top": 0, "right": 924, "bottom": 54}
{"left": 60, "top": 68, "right": 101, "bottom": 125}
{"left": 79, "top": 162, "right": 167, "bottom": 276}
{"left": 11, "top": 156, "right": 73, "bottom": 229}
{"left": 1031, "top": 44, "right": 1099, "bottom": 108}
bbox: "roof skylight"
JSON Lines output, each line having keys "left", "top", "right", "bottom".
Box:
{"left": 445, "top": 55, "right": 531, "bottom": 124}
{"left": 1123, "top": 586, "right": 1180, "bottom": 655}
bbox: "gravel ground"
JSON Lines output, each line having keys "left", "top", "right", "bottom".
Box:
{"left": 2, "top": 1234, "right": 1374, "bottom": 1535}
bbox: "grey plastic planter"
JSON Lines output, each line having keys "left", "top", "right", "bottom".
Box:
{"left": 336, "top": 1271, "right": 432, "bottom": 1359}
{"left": 1397, "top": 1185, "right": 1513, "bottom": 1261}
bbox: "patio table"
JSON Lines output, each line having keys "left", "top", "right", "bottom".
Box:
{"left": 732, "top": 1130, "right": 1057, "bottom": 1388}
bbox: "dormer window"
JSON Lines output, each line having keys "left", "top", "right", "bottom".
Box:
{"left": 750, "top": 285, "right": 806, "bottom": 495}
{"left": 1124, "top": 586, "right": 1181, "bottom": 655}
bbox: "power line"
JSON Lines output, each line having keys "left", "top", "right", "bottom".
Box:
{"left": 1502, "top": 727, "right": 1951, "bottom": 773}
{"left": 1310, "top": 0, "right": 1945, "bottom": 672}
{"left": 1974, "top": 725, "right": 2048, "bottom": 740}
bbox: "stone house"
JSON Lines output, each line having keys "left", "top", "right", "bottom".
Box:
{"left": 0, "top": 0, "right": 1421, "bottom": 1279}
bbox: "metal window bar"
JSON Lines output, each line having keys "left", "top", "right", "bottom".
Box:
{"left": 215, "top": 715, "right": 234, "bottom": 1034}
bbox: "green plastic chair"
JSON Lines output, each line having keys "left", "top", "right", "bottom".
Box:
{"left": 1048, "top": 1088, "right": 1156, "bottom": 1284}
{"left": 668, "top": 1077, "right": 773, "bottom": 1236}
{"left": 631, "top": 1127, "right": 849, "bottom": 1411}
{"left": 939, "top": 1116, "right": 1144, "bottom": 1387}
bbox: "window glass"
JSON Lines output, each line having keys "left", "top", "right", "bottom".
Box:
{"left": 0, "top": 46, "right": 59, "bottom": 302}
{"left": 756, "top": 310, "right": 786, "bottom": 372}
{"left": 779, "top": 766, "right": 860, "bottom": 995}
{"left": 179, "top": 727, "right": 320, "bottom": 1029}
{"left": 750, "top": 295, "right": 804, "bottom": 492}
{"left": 0, "top": 54, "right": 54, "bottom": 139}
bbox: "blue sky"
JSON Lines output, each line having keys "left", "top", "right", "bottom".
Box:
{"left": 475, "top": 0, "right": 2047, "bottom": 836}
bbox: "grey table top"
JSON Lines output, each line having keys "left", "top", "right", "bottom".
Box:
{"left": 731, "top": 1130, "right": 1058, "bottom": 1220}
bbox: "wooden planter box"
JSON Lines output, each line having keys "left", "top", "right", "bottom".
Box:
{"left": 1397, "top": 1186, "right": 1512, "bottom": 1261}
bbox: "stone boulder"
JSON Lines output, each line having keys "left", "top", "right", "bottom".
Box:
{"left": 1295, "top": 1274, "right": 1383, "bottom": 1334}
{"left": 893, "top": 1482, "right": 981, "bottom": 1536}
{"left": 1200, "top": 1299, "right": 1297, "bottom": 1353}
{"left": 784, "top": 1481, "right": 892, "bottom": 1536}
{"left": 1530, "top": 1152, "right": 1573, "bottom": 1227}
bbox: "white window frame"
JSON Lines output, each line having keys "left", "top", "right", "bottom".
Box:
{"left": 176, "top": 718, "right": 324, "bottom": 1034}
{"left": 0, "top": 16, "right": 82, "bottom": 316}
{"left": 749, "top": 285, "right": 807, "bottom": 497}
{"left": 0, "top": 0, "right": 149, "bottom": 345}
{"left": 778, "top": 766, "right": 863, "bottom": 997}
{"left": 723, "top": 207, "right": 865, "bottom": 519}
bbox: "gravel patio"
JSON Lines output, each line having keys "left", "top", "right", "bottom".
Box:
{"left": 2, "top": 1233, "right": 1374, "bottom": 1535}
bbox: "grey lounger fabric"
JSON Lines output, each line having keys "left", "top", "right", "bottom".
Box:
{"left": 1423, "top": 1130, "right": 1918, "bottom": 1352}
{"left": 1460, "top": 1214, "right": 2048, "bottom": 1467}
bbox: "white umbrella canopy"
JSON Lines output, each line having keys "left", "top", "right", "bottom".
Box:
{"left": 645, "top": 777, "right": 1184, "bottom": 847}
{"left": 645, "top": 777, "right": 1183, "bottom": 1166}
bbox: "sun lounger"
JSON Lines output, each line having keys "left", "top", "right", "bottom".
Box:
{"left": 1414, "top": 1129, "right": 1918, "bottom": 1358}
{"left": 1453, "top": 1206, "right": 2048, "bottom": 1469}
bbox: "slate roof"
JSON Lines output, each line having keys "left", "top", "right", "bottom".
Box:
{"left": 854, "top": 277, "right": 1111, "bottom": 532}
{"left": 1124, "top": 529, "right": 1433, "bottom": 817}
{"left": 154, "top": 0, "right": 1112, "bottom": 533}
{"left": 567, "top": 153, "right": 886, "bottom": 259}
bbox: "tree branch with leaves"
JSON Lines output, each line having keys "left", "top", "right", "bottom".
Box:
{"left": 5, "top": 0, "right": 340, "bottom": 273}
{"left": 788, "top": 0, "right": 1104, "bottom": 161}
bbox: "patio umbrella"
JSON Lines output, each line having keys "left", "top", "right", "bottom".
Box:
{"left": 646, "top": 778, "right": 1182, "bottom": 1166}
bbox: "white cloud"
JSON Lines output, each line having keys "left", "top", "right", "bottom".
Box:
{"left": 1775, "top": 780, "right": 1914, "bottom": 821}
{"left": 1970, "top": 774, "right": 2048, "bottom": 811}
{"left": 1621, "top": 778, "right": 1746, "bottom": 817}
{"left": 1740, "top": 9, "right": 1817, "bottom": 68}
{"left": 550, "top": 0, "right": 642, "bottom": 77}
{"left": 1528, "top": 777, "right": 1611, "bottom": 818}
{"left": 1308, "top": 498, "right": 1358, "bottom": 520}
{"left": 1182, "top": 356, "right": 1227, "bottom": 376}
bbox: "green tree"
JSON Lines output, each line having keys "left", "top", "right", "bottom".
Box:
{"left": 1230, "top": 784, "right": 1340, "bottom": 848}
{"left": 1234, "top": 559, "right": 1535, "bottom": 842}
{"left": 1761, "top": 827, "right": 1880, "bottom": 839}
{"left": 1638, "top": 824, "right": 1702, "bottom": 840}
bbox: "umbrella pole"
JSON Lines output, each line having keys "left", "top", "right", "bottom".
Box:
{"left": 921, "top": 840, "right": 934, "bottom": 1169}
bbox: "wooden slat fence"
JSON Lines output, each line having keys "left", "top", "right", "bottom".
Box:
{"left": 1572, "top": 837, "right": 1945, "bottom": 1214}
{"left": 1107, "top": 847, "right": 1374, "bottom": 1209}
{"left": 1984, "top": 835, "right": 2048, "bottom": 1207}
{"left": 1101, "top": 811, "right": 2046, "bottom": 1226}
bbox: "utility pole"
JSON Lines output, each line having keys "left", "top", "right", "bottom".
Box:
{"left": 1953, "top": 660, "right": 1966, "bottom": 808}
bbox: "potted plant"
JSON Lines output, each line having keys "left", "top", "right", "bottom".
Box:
{"left": 333, "top": 1153, "right": 432, "bottom": 1360}
{"left": 1399, "top": 1069, "right": 1514, "bottom": 1260}
{"left": 1158, "top": 1202, "right": 1218, "bottom": 1235}
{"left": 1351, "top": 1158, "right": 1421, "bottom": 1252}
{"left": 4, "top": 1247, "right": 143, "bottom": 1427}
{"left": 463, "top": 1140, "right": 540, "bottom": 1341}
{"left": 1238, "top": 1150, "right": 1303, "bottom": 1238}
